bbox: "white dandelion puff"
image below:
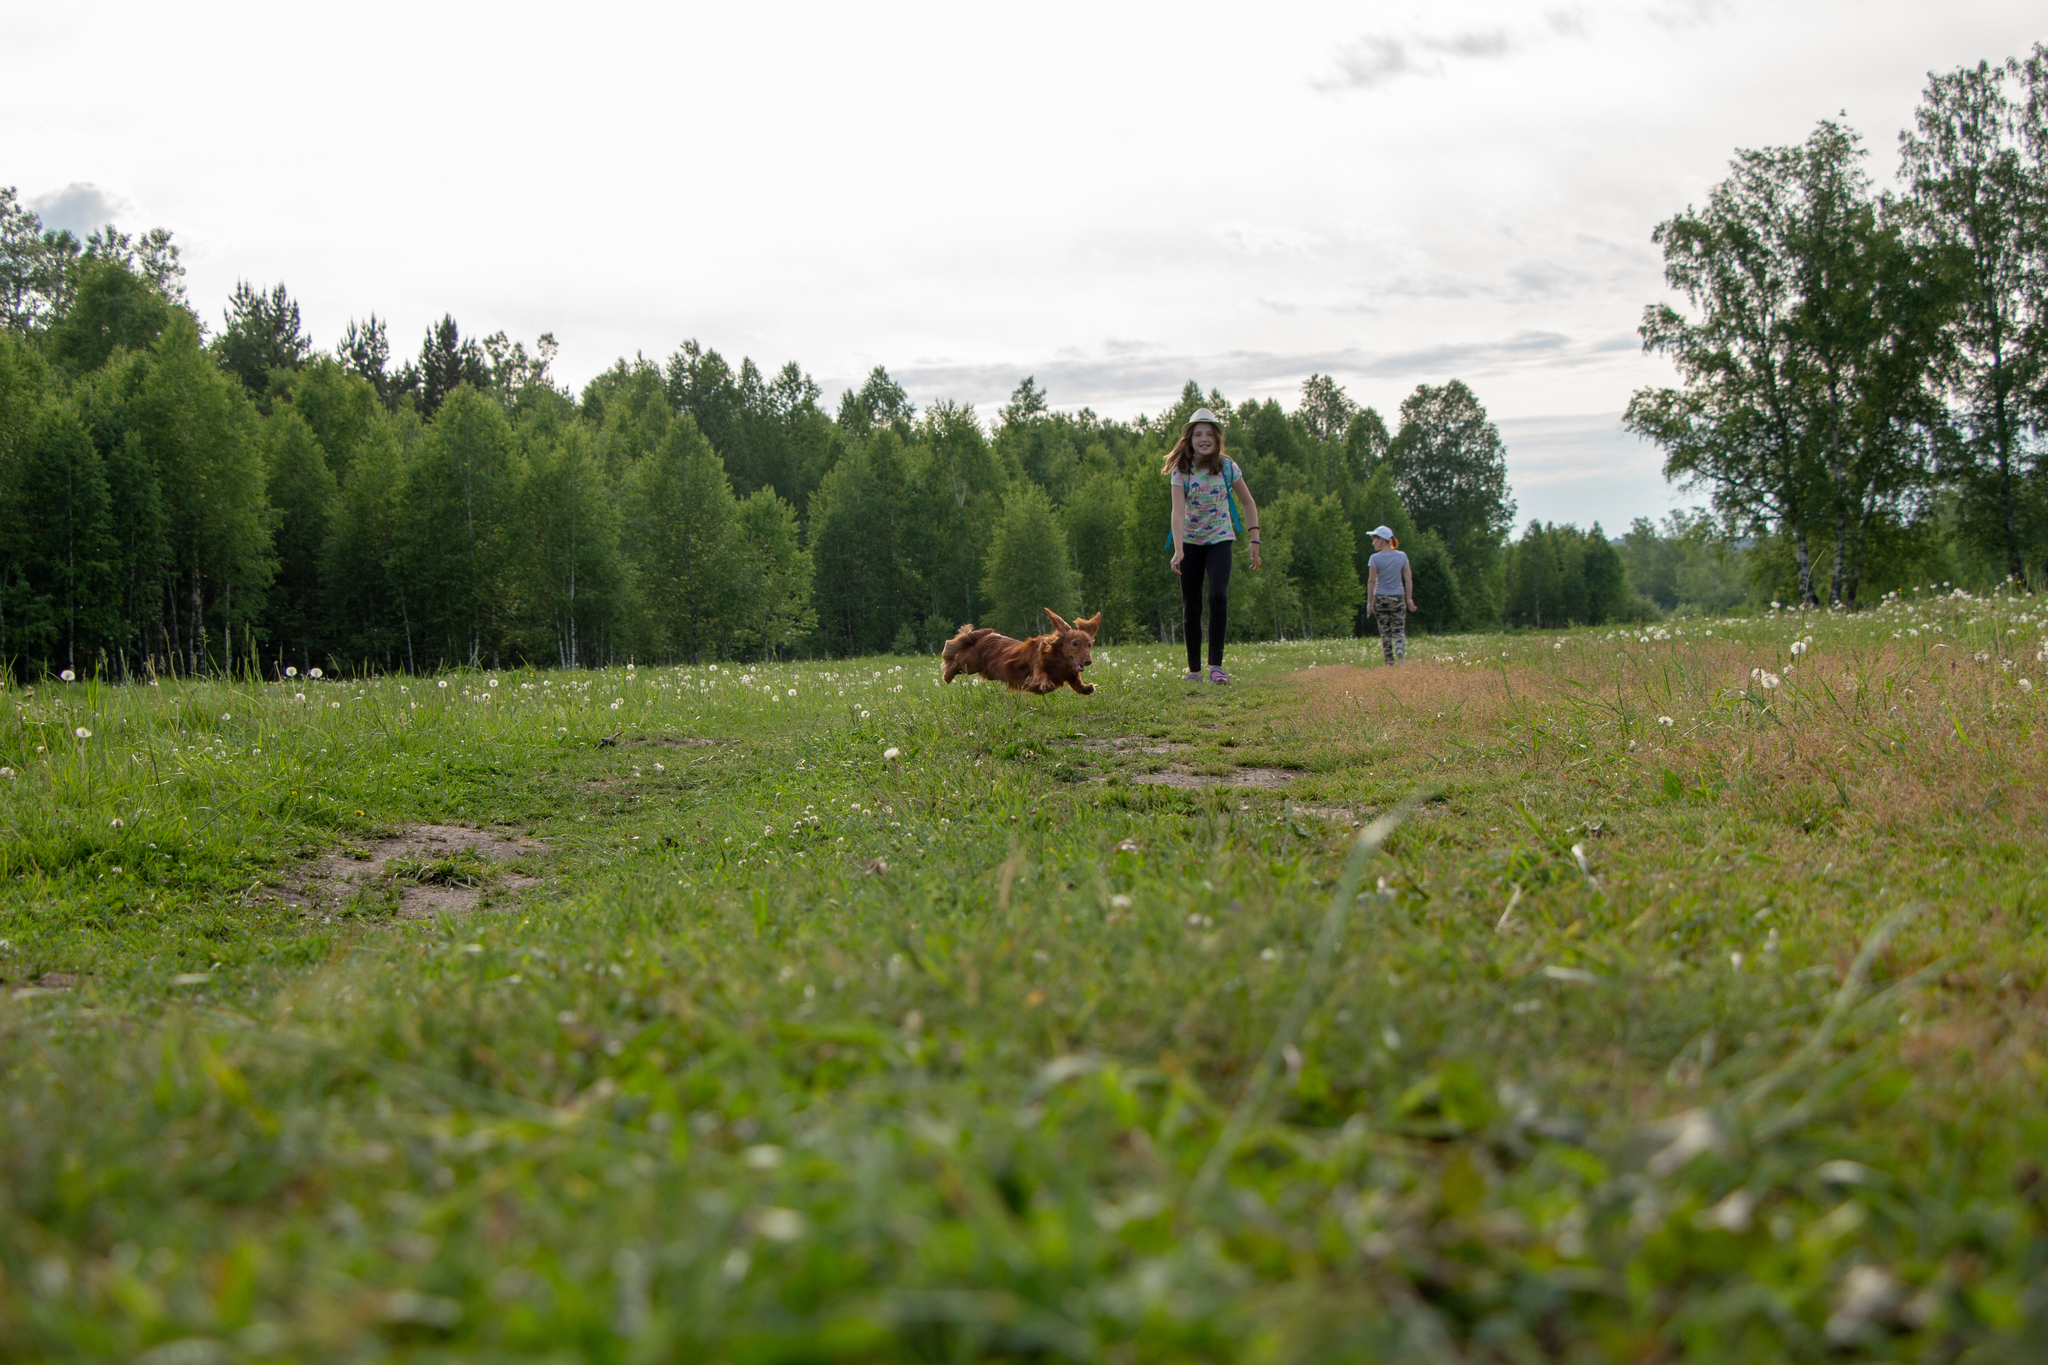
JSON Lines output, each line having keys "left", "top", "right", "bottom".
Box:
{"left": 73, "top": 726, "right": 91, "bottom": 739}
{"left": 438, "top": 680, "right": 448, "bottom": 689}
{"left": 308, "top": 667, "right": 323, "bottom": 679}
{"left": 0, "top": 768, "right": 13, "bottom": 780}
{"left": 285, "top": 666, "right": 297, "bottom": 677}
{"left": 883, "top": 746, "right": 901, "bottom": 761}
{"left": 2020, "top": 679, "right": 2034, "bottom": 693}
{"left": 59, "top": 669, "right": 75, "bottom": 682}
{"left": 1790, "top": 641, "right": 1808, "bottom": 655}
{"left": 110, "top": 817, "right": 124, "bottom": 828}
{"left": 1658, "top": 715, "right": 1674, "bottom": 726}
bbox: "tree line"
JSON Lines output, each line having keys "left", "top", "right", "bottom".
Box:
{"left": 1, "top": 200, "right": 1589, "bottom": 677}
{"left": 1629, "top": 46, "right": 2048, "bottom": 607}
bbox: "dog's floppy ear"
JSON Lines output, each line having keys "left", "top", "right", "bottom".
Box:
{"left": 1043, "top": 608, "right": 1072, "bottom": 634}
{"left": 1077, "top": 612, "right": 1102, "bottom": 639}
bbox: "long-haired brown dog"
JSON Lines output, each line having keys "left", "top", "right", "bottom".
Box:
{"left": 941, "top": 610, "right": 1102, "bottom": 695}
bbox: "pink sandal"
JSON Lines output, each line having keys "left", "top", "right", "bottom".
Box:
{"left": 1208, "top": 667, "right": 1231, "bottom": 685}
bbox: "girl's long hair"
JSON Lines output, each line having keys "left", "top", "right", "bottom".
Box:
{"left": 1381, "top": 534, "right": 1400, "bottom": 550}
{"left": 1160, "top": 421, "right": 1226, "bottom": 477}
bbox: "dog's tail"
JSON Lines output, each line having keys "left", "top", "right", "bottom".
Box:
{"left": 940, "top": 623, "right": 977, "bottom": 665}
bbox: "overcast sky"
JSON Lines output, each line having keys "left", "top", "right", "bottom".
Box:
{"left": 7, "top": 0, "right": 2040, "bottom": 529}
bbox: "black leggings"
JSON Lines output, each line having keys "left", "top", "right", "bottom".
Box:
{"left": 1180, "top": 540, "right": 1233, "bottom": 671}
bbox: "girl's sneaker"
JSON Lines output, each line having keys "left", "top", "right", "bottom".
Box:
{"left": 1208, "top": 667, "right": 1231, "bottom": 685}
{"left": 1183, "top": 670, "right": 1204, "bottom": 682}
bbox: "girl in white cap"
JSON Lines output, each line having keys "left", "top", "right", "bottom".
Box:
{"left": 1163, "top": 409, "right": 1261, "bottom": 683}
{"left": 1365, "top": 527, "right": 1415, "bottom": 665}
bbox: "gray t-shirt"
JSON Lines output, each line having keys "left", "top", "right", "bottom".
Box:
{"left": 1367, "top": 548, "right": 1409, "bottom": 597}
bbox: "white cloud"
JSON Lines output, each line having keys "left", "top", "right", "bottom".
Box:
{"left": 29, "top": 182, "right": 130, "bottom": 235}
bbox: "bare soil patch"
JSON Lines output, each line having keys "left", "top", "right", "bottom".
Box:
{"left": 310, "top": 824, "right": 548, "bottom": 919}
{"left": 7, "top": 970, "right": 79, "bottom": 999}
{"left": 1073, "top": 736, "right": 1189, "bottom": 754}
{"left": 1133, "top": 766, "right": 1298, "bottom": 790}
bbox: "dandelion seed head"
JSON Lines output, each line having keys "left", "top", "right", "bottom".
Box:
{"left": 0, "top": 768, "right": 13, "bottom": 780}
{"left": 294, "top": 693, "right": 306, "bottom": 702}
{"left": 73, "top": 727, "right": 91, "bottom": 739}
{"left": 438, "top": 680, "right": 448, "bottom": 689}
{"left": 110, "top": 817, "right": 124, "bottom": 828}
{"left": 883, "top": 746, "right": 901, "bottom": 761}
{"left": 286, "top": 667, "right": 297, "bottom": 677}
{"left": 2020, "top": 679, "right": 2034, "bottom": 693}
{"left": 58, "top": 669, "right": 74, "bottom": 682}
{"left": 308, "top": 668, "right": 322, "bottom": 679}
{"left": 1790, "top": 641, "right": 1808, "bottom": 655}
{"left": 1658, "top": 715, "right": 1674, "bottom": 726}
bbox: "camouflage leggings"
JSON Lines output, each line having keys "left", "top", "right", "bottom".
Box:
{"left": 1372, "top": 595, "right": 1407, "bottom": 664}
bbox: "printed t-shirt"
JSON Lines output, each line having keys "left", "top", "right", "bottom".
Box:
{"left": 1367, "top": 548, "right": 1410, "bottom": 597}
{"left": 1171, "top": 458, "right": 1240, "bottom": 545}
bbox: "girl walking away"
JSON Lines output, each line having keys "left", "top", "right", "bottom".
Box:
{"left": 1165, "top": 408, "right": 1261, "bottom": 683}
{"left": 1365, "top": 526, "right": 1416, "bottom": 665}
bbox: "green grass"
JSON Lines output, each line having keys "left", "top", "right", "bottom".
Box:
{"left": 4, "top": 593, "right": 2048, "bottom": 1362}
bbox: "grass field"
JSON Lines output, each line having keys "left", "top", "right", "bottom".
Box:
{"left": 4, "top": 591, "right": 2048, "bottom": 1363}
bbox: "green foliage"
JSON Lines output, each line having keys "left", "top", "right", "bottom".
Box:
{"left": 131, "top": 317, "right": 274, "bottom": 671}
{"left": 1629, "top": 68, "right": 2047, "bottom": 604}
{"left": 1900, "top": 54, "right": 2048, "bottom": 585}
{"left": 519, "top": 423, "right": 630, "bottom": 669}
{"left": 211, "top": 280, "right": 310, "bottom": 407}
{"left": 43, "top": 257, "right": 174, "bottom": 377}
{"left": 730, "top": 488, "right": 814, "bottom": 659}
{"left": 397, "top": 387, "right": 516, "bottom": 667}
{"left": 0, "top": 373, "right": 116, "bottom": 672}
{"left": 1389, "top": 379, "right": 1513, "bottom": 624}
{"left": 259, "top": 410, "right": 336, "bottom": 673}
{"left": 1272, "top": 491, "right": 1363, "bottom": 639}
{"left": 1503, "top": 521, "right": 1635, "bottom": 627}
{"left": 1620, "top": 511, "right": 1753, "bottom": 614}
{"left": 1403, "top": 529, "right": 1464, "bottom": 633}
{"left": 809, "top": 434, "right": 915, "bottom": 657}
{"left": 0, "top": 187, "right": 81, "bottom": 333}
{"left": 980, "top": 482, "right": 1079, "bottom": 639}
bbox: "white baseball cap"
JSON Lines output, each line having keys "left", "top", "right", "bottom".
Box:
{"left": 1370, "top": 525, "right": 1396, "bottom": 540}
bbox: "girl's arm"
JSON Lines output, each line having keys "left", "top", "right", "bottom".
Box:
{"left": 1366, "top": 565, "right": 1378, "bottom": 597}
{"left": 1403, "top": 560, "right": 1417, "bottom": 609}
{"left": 1169, "top": 484, "right": 1187, "bottom": 574}
{"left": 1235, "top": 478, "right": 1262, "bottom": 570}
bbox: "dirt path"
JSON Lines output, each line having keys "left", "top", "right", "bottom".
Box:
{"left": 308, "top": 824, "right": 548, "bottom": 919}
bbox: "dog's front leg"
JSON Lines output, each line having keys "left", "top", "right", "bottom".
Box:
{"left": 1066, "top": 677, "right": 1096, "bottom": 695}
